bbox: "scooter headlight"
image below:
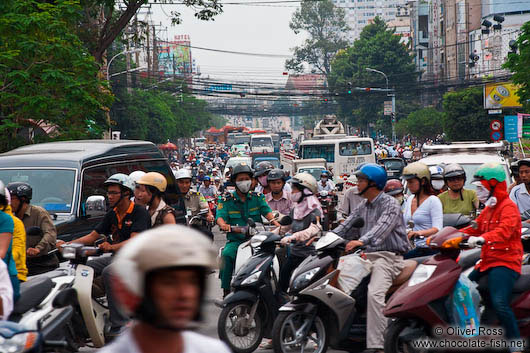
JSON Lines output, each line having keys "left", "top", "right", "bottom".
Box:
{"left": 241, "top": 271, "right": 262, "bottom": 285}
{"left": 61, "top": 246, "right": 77, "bottom": 260}
{"left": 0, "top": 331, "right": 40, "bottom": 353}
{"left": 408, "top": 264, "right": 436, "bottom": 287}
{"left": 291, "top": 267, "right": 320, "bottom": 292}
{"left": 250, "top": 235, "right": 267, "bottom": 249}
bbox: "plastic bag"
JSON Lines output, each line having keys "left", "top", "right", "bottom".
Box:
{"left": 447, "top": 274, "right": 481, "bottom": 337}
{"left": 337, "top": 254, "right": 372, "bottom": 295}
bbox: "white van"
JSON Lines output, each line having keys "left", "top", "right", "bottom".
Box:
{"left": 250, "top": 134, "right": 274, "bottom": 153}
{"left": 299, "top": 136, "right": 375, "bottom": 175}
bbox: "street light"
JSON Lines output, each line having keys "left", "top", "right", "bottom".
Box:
{"left": 365, "top": 67, "right": 396, "bottom": 144}
{"left": 106, "top": 48, "right": 142, "bottom": 82}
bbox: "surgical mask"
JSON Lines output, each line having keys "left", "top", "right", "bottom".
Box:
{"left": 475, "top": 185, "right": 490, "bottom": 203}
{"left": 432, "top": 180, "right": 445, "bottom": 191}
{"left": 258, "top": 175, "right": 268, "bottom": 187}
{"left": 236, "top": 180, "right": 252, "bottom": 194}
{"left": 291, "top": 192, "right": 302, "bottom": 202}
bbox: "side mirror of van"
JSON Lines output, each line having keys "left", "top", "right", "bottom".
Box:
{"left": 280, "top": 164, "right": 284, "bottom": 169}
{"left": 84, "top": 195, "right": 107, "bottom": 218}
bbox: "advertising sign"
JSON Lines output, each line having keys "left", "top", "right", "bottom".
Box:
{"left": 484, "top": 82, "right": 522, "bottom": 109}
{"left": 504, "top": 115, "right": 518, "bottom": 143}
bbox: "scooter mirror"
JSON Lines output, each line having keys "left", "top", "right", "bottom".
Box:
{"left": 247, "top": 218, "right": 256, "bottom": 228}
{"left": 52, "top": 288, "right": 77, "bottom": 309}
{"left": 26, "top": 226, "right": 43, "bottom": 237}
{"left": 351, "top": 217, "right": 365, "bottom": 228}
{"left": 279, "top": 215, "right": 293, "bottom": 226}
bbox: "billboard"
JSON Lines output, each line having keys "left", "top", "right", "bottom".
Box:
{"left": 158, "top": 35, "right": 193, "bottom": 76}
{"left": 484, "top": 82, "right": 522, "bottom": 109}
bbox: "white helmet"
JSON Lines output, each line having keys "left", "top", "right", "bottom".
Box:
{"left": 175, "top": 168, "right": 192, "bottom": 180}
{"left": 129, "top": 171, "right": 146, "bottom": 187}
{"left": 104, "top": 173, "right": 134, "bottom": 193}
{"left": 111, "top": 225, "right": 216, "bottom": 321}
{"left": 290, "top": 172, "right": 318, "bottom": 194}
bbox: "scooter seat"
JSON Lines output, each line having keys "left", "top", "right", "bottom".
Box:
{"left": 11, "top": 276, "right": 53, "bottom": 317}
{"left": 392, "top": 260, "right": 417, "bottom": 287}
{"left": 477, "top": 266, "right": 530, "bottom": 293}
{"left": 458, "top": 248, "right": 481, "bottom": 270}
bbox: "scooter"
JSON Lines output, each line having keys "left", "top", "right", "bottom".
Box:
{"left": 217, "top": 216, "right": 292, "bottom": 353}
{"left": 383, "top": 226, "right": 530, "bottom": 353}
{"left": 0, "top": 321, "right": 70, "bottom": 353}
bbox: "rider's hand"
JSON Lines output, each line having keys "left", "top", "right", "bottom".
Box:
{"left": 207, "top": 214, "right": 214, "bottom": 223}
{"left": 345, "top": 240, "right": 363, "bottom": 252}
{"left": 27, "top": 247, "right": 40, "bottom": 257}
{"left": 280, "top": 235, "right": 295, "bottom": 245}
{"left": 219, "top": 223, "right": 231, "bottom": 232}
{"left": 407, "top": 231, "right": 421, "bottom": 239}
{"left": 98, "top": 241, "right": 114, "bottom": 253}
{"left": 56, "top": 240, "right": 66, "bottom": 249}
{"left": 467, "top": 236, "right": 485, "bottom": 248}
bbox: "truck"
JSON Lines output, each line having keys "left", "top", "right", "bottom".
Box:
{"left": 292, "top": 158, "right": 327, "bottom": 180}
{"left": 250, "top": 134, "right": 274, "bottom": 154}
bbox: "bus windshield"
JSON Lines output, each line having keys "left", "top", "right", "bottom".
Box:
{"left": 339, "top": 141, "right": 372, "bottom": 156}
{"left": 301, "top": 144, "right": 335, "bottom": 162}
{"left": 252, "top": 138, "right": 272, "bottom": 147}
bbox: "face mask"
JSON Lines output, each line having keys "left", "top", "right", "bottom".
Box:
{"left": 432, "top": 180, "right": 445, "bottom": 191}
{"left": 258, "top": 175, "right": 268, "bottom": 187}
{"left": 351, "top": 186, "right": 359, "bottom": 195}
{"left": 475, "top": 185, "right": 490, "bottom": 203}
{"left": 236, "top": 180, "right": 252, "bottom": 194}
{"left": 291, "top": 192, "right": 302, "bottom": 202}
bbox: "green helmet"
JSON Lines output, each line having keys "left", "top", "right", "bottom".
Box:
{"left": 473, "top": 163, "right": 506, "bottom": 183}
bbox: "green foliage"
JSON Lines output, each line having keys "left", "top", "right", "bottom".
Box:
{"left": 285, "top": 0, "right": 350, "bottom": 76}
{"left": 0, "top": 0, "right": 113, "bottom": 152}
{"left": 442, "top": 87, "right": 490, "bottom": 141}
{"left": 503, "top": 21, "right": 530, "bottom": 111}
{"left": 395, "top": 108, "right": 443, "bottom": 138}
{"left": 328, "top": 17, "right": 417, "bottom": 130}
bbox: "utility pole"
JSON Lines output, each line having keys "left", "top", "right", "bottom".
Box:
{"left": 146, "top": 25, "right": 151, "bottom": 81}
{"left": 152, "top": 25, "right": 158, "bottom": 80}
{"left": 125, "top": 28, "right": 132, "bottom": 93}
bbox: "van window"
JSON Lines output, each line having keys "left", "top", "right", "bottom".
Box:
{"left": 251, "top": 137, "right": 272, "bottom": 147}
{"left": 339, "top": 141, "right": 372, "bottom": 156}
{"left": 80, "top": 160, "right": 177, "bottom": 210}
{"left": 0, "top": 169, "right": 75, "bottom": 213}
{"left": 301, "top": 144, "right": 335, "bottom": 163}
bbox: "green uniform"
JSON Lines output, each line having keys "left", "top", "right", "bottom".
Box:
{"left": 216, "top": 191, "right": 272, "bottom": 289}
{"left": 438, "top": 189, "right": 478, "bottom": 215}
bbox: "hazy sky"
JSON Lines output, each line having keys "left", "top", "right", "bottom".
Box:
{"left": 150, "top": 3, "right": 305, "bottom": 84}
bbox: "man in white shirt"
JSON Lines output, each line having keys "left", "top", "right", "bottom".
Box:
{"left": 317, "top": 171, "right": 335, "bottom": 193}
{"left": 510, "top": 159, "right": 530, "bottom": 221}
{"left": 100, "top": 225, "right": 230, "bottom": 353}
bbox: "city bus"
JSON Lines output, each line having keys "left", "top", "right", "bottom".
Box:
{"left": 299, "top": 136, "right": 375, "bottom": 176}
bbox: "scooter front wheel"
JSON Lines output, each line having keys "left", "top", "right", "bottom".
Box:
{"left": 384, "top": 318, "right": 429, "bottom": 353}
{"left": 217, "top": 301, "right": 264, "bottom": 353}
{"left": 272, "top": 311, "right": 328, "bottom": 353}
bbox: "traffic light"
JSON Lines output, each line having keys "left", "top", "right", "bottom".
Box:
{"left": 347, "top": 82, "right": 352, "bottom": 94}
{"left": 391, "top": 112, "right": 396, "bottom": 123}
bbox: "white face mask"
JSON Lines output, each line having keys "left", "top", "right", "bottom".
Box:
{"left": 291, "top": 192, "right": 302, "bottom": 202}
{"left": 475, "top": 185, "right": 490, "bottom": 203}
{"left": 431, "top": 180, "right": 445, "bottom": 191}
{"left": 351, "top": 186, "right": 359, "bottom": 194}
{"left": 258, "top": 175, "right": 268, "bottom": 187}
{"left": 236, "top": 180, "right": 252, "bottom": 194}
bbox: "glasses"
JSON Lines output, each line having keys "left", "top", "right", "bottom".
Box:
{"left": 107, "top": 191, "right": 121, "bottom": 196}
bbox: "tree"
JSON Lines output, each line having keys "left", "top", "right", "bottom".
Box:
{"left": 442, "top": 87, "right": 490, "bottom": 141}
{"left": 395, "top": 108, "right": 443, "bottom": 138}
{"left": 328, "top": 17, "right": 417, "bottom": 131}
{"left": 503, "top": 21, "right": 530, "bottom": 111}
{"left": 0, "top": 0, "right": 113, "bottom": 151}
{"left": 285, "top": 0, "right": 349, "bottom": 77}
{"left": 77, "top": 0, "right": 222, "bottom": 65}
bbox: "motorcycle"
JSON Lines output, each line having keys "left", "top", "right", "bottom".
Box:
{"left": 317, "top": 190, "right": 338, "bottom": 231}
{"left": 383, "top": 226, "right": 530, "bottom": 353}
{"left": 0, "top": 321, "right": 69, "bottom": 353}
{"left": 206, "top": 196, "right": 217, "bottom": 218}
{"left": 217, "top": 216, "right": 292, "bottom": 353}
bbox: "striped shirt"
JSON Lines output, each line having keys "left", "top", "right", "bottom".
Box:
{"left": 333, "top": 192, "right": 410, "bottom": 254}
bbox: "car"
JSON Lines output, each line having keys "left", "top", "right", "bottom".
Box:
{"left": 223, "top": 156, "right": 252, "bottom": 178}
{"left": 379, "top": 157, "right": 406, "bottom": 179}
{"left": 0, "top": 140, "right": 181, "bottom": 241}
{"left": 230, "top": 144, "right": 250, "bottom": 156}
{"left": 419, "top": 141, "right": 513, "bottom": 190}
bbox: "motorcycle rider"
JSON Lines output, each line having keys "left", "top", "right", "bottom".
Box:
{"left": 7, "top": 182, "right": 59, "bottom": 275}
{"left": 384, "top": 179, "right": 405, "bottom": 207}
{"left": 279, "top": 173, "right": 322, "bottom": 292}
{"left": 57, "top": 173, "right": 151, "bottom": 337}
{"left": 464, "top": 163, "right": 523, "bottom": 350}
{"left": 438, "top": 163, "right": 479, "bottom": 215}
{"left": 100, "top": 225, "right": 231, "bottom": 353}
{"left": 317, "top": 170, "right": 335, "bottom": 193}
{"left": 1, "top": 188, "right": 27, "bottom": 283}
{"left": 135, "top": 172, "right": 177, "bottom": 227}
{"left": 510, "top": 159, "right": 530, "bottom": 220}
{"left": 254, "top": 161, "right": 277, "bottom": 194}
{"left": 216, "top": 163, "right": 280, "bottom": 297}
{"left": 508, "top": 161, "right": 521, "bottom": 194}
{"left": 338, "top": 174, "right": 363, "bottom": 221}
{"left": 429, "top": 165, "right": 446, "bottom": 195}
{"left": 0, "top": 183, "right": 19, "bottom": 302}
{"left": 129, "top": 170, "right": 147, "bottom": 206}
{"left": 198, "top": 176, "right": 217, "bottom": 198}
{"left": 266, "top": 169, "right": 292, "bottom": 216}
{"left": 174, "top": 169, "right": 214, "bottom": 224}
{"left": 332, "top": 163, "right": 410, "bottom": 353}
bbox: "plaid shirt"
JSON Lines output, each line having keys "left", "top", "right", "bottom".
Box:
{"left": 265, "top": 191, "right": 293, "bottom": 216}
{"left": 333, "top": 192, "right": 410, "bottom": 254}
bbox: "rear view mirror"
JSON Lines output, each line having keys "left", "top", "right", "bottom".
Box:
{"left": 279, "top": 215, "right": 293, "bottom": 226}
{"left": 247, "top": 218, "right": 256, "bottom": 228}
{"left": 352, "top": 217, "right": 365, "bottom": 228}
{"left": 85, "top": 195, "right": 106, "bottom": 218}
{"left": 26, "top": 226, "right": 42, "bottom": 237}
{"left": 52, "top": 288, "right": 77, "bottom": 308}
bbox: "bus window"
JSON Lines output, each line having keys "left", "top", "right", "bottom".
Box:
{"left": 301, "top": 144, "right": 335, "bottom": 163}
{"left": 339, "top": 141, "right": 372, "bottom": 156}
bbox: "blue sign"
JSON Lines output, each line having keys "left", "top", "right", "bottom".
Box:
{"left": 209, "top": 84, "right": 232, "bottom": 92}
{"left": 491, "top": 131, "right": 502, "bottom": 141}
{"left": 504, "top": 115, "right": 519, "bottom": 143}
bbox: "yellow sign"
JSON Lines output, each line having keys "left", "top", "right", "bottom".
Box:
{"left": 484, "top": 82, "right": 522, "bottom": 109}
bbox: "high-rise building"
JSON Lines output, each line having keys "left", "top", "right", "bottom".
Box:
{"left": 332, "top": 0, "right": 409, "bottom": 41}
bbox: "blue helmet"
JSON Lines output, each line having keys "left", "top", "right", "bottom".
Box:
{"left": 355, "top": 163, "right": 387, "bottom": 190}
{"left": 203, "top": 175, "right": 211, "bottom": 181}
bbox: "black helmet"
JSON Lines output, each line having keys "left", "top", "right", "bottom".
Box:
{"left": 231, "top": 163, "right": 254, "bottom": 182}
{"left": 7, "top": 182, "right": 32, "bottom": 202}
{"left": 443, "top": 163, "right": 466, "bottom": 180}
{"left": 254, "top": 161, "right": 274, "bottom": 177}
{"left": 511, "top": 160, "right": 519, "bottom": 176}
{"left": 518, "top": 159, "right": 530, "bottom": 169}
{"left": 267, "top": 169, "right": 286, "bottom": 182}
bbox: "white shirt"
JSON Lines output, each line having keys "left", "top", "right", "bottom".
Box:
{"left": 0, "top": 260, "right": 12, "bottom": 320}
{"left": 98, "top": 329, "right": 231, "bottom": 353}
{"left": 317, "top": 180, "right": 335, "bottom": 192}
{"left": 510, "top": 183, "right": 530, "bottom": 214}
{"left": 403, "top": 195, "right": 443, "bottom": 231}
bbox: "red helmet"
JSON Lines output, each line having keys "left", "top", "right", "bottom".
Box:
{"left": 384, "top": 179, "right": 404, "bottom": 196}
